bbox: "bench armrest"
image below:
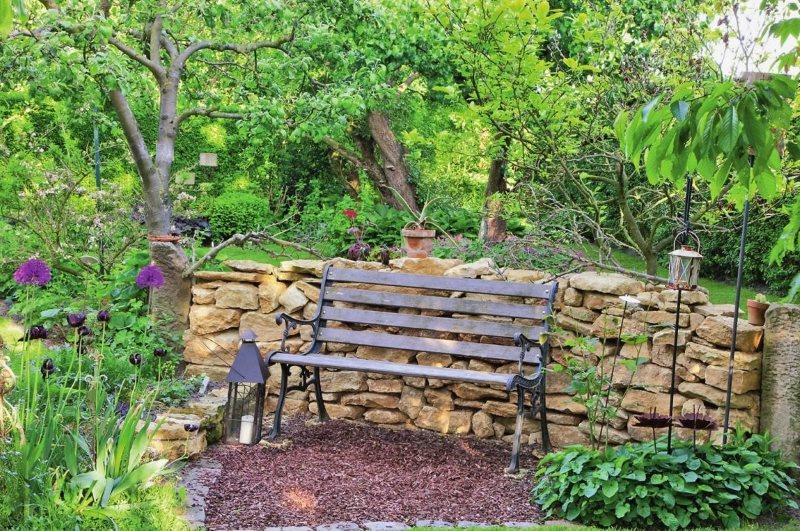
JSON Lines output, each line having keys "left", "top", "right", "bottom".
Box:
{"left": 513, "top": 332, "right": 537, "bottom": 375}
{"left": 275, "top": 312, "right": 318, "bottom": 352}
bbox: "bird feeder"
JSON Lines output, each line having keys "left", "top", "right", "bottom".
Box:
{"left": 667, "top": 233, "right": 702, "bottom": 291}
{"left": 223, "top": 330, "right": 267, "bottom": 445}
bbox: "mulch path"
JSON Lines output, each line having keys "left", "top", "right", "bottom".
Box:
{"left": 202, "top": 417, "right": 542, "bottom": 529}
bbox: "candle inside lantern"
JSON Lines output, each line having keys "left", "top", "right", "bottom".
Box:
{"left": 239, "top": 415, "right": 255, "bottom": 444}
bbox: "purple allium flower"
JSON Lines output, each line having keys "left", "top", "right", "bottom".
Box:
{"left": 40, "top": 358, "right": 55, "bottom": 379}
{"left": 25, "top": 325, "right": 48, "bottom": 341}
{"left": 153, "top": 347, "right": 168, "bottom": 358}
{"left": 129, "top": 353, "right": 142, "bottom": 366}
{"left": 135, "top": 264, "right": 165, "bottom": 289}
{"left": 76, "top": 325, "right": 93, "bottom": 337}
{"left": 67, "top": 312, "right": 86, "bottom": 328}
{"left": 14, "top": 259, "right": 52, "bottom": 286}
{"left": 97, "top": 309, "right": 111, "bottom": 323}
{"left": 184, "top": 423, "right": 199, "bottom": 433}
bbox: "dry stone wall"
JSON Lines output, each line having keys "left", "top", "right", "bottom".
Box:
{"left": 184, "top": 257, "right": 764, "bottom": 448}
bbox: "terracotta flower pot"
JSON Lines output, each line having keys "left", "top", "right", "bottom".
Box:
{"left": 401, "top": 228, "right": 436, "bottom": 258}
{"left": 746, "top": 299, "right": 769, "bottom": 326}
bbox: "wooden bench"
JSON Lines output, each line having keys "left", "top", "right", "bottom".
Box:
{"left": 265, "top": 265, "right": 557, "bottom": 472}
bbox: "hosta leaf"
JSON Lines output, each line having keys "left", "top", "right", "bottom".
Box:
{"left": 615, "top": 501, "right": 631, "bottom": 518}
{"left": 602, "top": 480, "right": 619, "bottom": 498}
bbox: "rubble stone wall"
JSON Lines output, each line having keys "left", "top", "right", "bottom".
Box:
{"left": 184, "top": 257, "right": 764, "bottom": 448}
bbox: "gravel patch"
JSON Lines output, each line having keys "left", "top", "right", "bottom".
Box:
{"left": 202, "top": 417, "right": 541, "bottom": 529}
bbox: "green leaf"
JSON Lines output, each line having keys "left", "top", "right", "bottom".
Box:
{"left": 670, "top": 100, "right": 689, "bottom": 121}
{"left": 614, "top": 111, "right": 630, "bottom": 146}
{"left": 642, "top": 96, "right": 661, "bottom": 123}
{"left": 718, "top": 105, "right": 740, "bottom": 153}
{"left": 0, "top": 0, "right": 12, "bottom": 39}
{"left": 709, "top": 158, "right": 733, "bottom": 200}
{"left": 602, "top": 480, "right": 619, "bottom": 498}
{"left": 615, "top": 501, "right": 631, "bottom": 518}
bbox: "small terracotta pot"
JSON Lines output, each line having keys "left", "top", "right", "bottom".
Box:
{"left": 401, "top": 228, "right": 436, "bottom": 258}
{"left": 746, "top": 299, "right": 769, "bottom": 326}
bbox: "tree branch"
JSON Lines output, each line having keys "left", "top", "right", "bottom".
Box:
{"left": 176, "top": 108, "right": 245, "bottom": 128}
{"left": 149, "top": 15, "right": 163, "bottom": 65}
{"left": 176, "top": 35, "right": 293, "bottom": 69}
{"left": 109, "top": 37, "right": 166, "bottom": 81}
{"left": 323, "top": 136, "right": 367, "bottom": 171}
{"left": 183, "top": 231, "right": 327, "bottom": 278}
{"left": 108, "top": 90, "right": 157, "bottom": 186}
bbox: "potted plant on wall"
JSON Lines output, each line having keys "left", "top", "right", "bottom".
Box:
{"left": 746, "top": 293, "right": 770, "bottom": 326}
{"left": 391, "top": 190, "right": 442, "bottom": 258}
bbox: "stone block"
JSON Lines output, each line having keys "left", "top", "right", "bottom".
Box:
{"left": 364, "top": 409, "right": 409, "bottom": 425}
{"left": 341, "top": 392, "right": 400, "bottom": 409}
{"left": 183, "top": 329, "right": 240, "bottom": 366}
{"left": 563, "top": 287, "right": 583, "bottom": 306}
{"left": 694, "top": 304, "right": 739, "bottom": 317}
{"left": 367, "top": 378, "right": 403, "bottom": 393}
{"left": 471, "top": 411, "right": 494, "bottom": 438}
{"left": 578, "top": 420, "right": 630, "bottom": 445}
{"left": 635, "top": 292, "right": 660, "bottom": 308}
{"left": 548, "top": 424, "right": 590, "bottom": 447}
{"left": 482, "top": 400, "right": 517, "bottom": 417}
{"left": 677, "top": 382, "right": 757, "bottom": 409}
{"left": 388, "top": 257, "right": 463, "bottom": 275}
{"left": 545, "top": 412, "right": 583, "bottom": 426}
{"left": 659, "top": 289, "right": 709, "bottom": 305}
{"left": 259, "top": 277, "right": 288, "bottom": 313}
{"left": 546, "top": 394, "right": 587, "bottom": 415}
{"left": 653, "top": 328, "right": 691, "bottom": 347}
{"left": 194, "top": 271, "right": 267, "bottom": 283}
{"left": 223, "top": 260, "right": 275, "bottom": 274}
{"left": 424, "top": 388, "right": 454, "bottom": 410}
{"left": 215, "top": 282, "right": 259, "bottom": 310}
{"left": 413, "top": 406, "right": 471, "bottom": 434}
{"left": 684, "top": 342, "right": 761, "bottom": 370}
{"left": 555, "top": 313, "right": 594, "bottom": 336}
{"left": 356, "top": 346, "right": 416, "bottom": 364}
{"left": 416, "top": 352, "right": 453, "bottom": 367}
{"left": 560, "top": 305, "right": 598, "bottom": 323}
{"left": 320, "top": 370, "right": 368, "bottom": 393}
{"left": 444, "top": 258, "right": 496, "bottom": 278}
{"left": 569, "top": 272, "right": 644, "bottom": 296}
{"left": 189, "top": 305, "right": 241, "bottom": 335}
{"left": 279, "top": 284, "right": 310, "bottom": 314}
{"left": 309, "top": 402, "right": 364, "bottom": 420}
{"left": 450, "top": 383, "right": 507, "bottom": 400}
{"left": 704, "top": 365, "right": 761, "bottom": 394}
{"left": 695, "top": 316, "right": 763, "bottom": 352}
{"left": 634, "top": 310, "right": 688, "bottom": 327}
{"left": 621, "top": 389, "right": 686, "bottom": 415}
{"left": 398, "top": 386, "right": 425, "bottom": 419}
{"left": 240, "top": 311, "right": 297, "bottom": 342}
{"left": 591, "top": 313, "right": 647, "bottom": 339}
{"left": 280, "top": 259, "right": 325, "bottom": 276}
{"left": 192, "top": 286, "right": 216, "bottom": 305}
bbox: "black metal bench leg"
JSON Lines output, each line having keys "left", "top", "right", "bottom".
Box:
{"left": 312, "top": 367, "right": 329, "bottom": 422}
{"left": 539, "top": 370, "right": 551, "bottom": 453}
{"left": 268, "top": 364, "right": 290, "bottom": 440}
{"left": 507, "top": 386, "right": 526, "bottom": 474}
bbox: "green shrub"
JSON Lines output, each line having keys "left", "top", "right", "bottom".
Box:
{"left": 533, "top": 429, "right": 799, "bottom": 529}
{"left": 207, "top": 192, "right": 273, "bottom": 240}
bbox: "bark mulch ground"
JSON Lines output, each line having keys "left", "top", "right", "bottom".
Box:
{"left": 202, "top": 416, "right": 542, "bottom": 529}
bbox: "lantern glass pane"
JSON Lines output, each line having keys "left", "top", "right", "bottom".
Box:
{"left": 223, "top": 382, "right": 266, "bottom": 445}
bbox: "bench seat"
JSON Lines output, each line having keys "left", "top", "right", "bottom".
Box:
{"left": 269, "top": 352, "right": 516, "bottom": 388}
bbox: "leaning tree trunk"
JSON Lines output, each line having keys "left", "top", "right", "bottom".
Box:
{"left": 479, "top": 135, "right": 511, "bottom": 242}
{"left": 367, "top": 111, "right": 419, "bottom": 212}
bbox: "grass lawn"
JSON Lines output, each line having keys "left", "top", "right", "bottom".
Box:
{"left": 194, "top": 242, "right": 313, "bottom": 267}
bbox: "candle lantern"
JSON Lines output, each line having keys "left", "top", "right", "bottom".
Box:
{"left": 667, "top": 232, "right": 703, "bottom": 291}
{"left": 223, "top": 330, "right": 267, "bottom": 445}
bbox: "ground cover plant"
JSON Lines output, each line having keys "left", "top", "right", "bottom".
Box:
{"left": 533, "top": 428, "right": 800, "bottom": 529}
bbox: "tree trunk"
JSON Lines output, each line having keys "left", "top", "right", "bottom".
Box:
{"left": 479, "top": 135, "right": 510, "bottom": 242}
{"left": 367, "top": 111, "right": 419, "bottom": 212}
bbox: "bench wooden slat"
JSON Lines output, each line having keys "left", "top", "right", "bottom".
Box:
{"left": 327, "top": 268, "right": 554, "bottom": 299}
{"left": 320, "top": 306, "right": 543, "bottom": 340}
{"left": 269, "top": 352, "right": 515, "bottom": 387}
{"left": 324, "top": 287, "right": 547, "bottom": 319}
{"left": 316, "top": 327, "right": 540, "bottom": 364}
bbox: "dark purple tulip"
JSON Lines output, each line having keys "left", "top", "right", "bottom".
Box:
{"left": 76, "top": 325, "right": 93, "bottom": 337}
{"left": 153, "top": 347, "right": 168, "bottom": 358}
{"left": 97, "top": 310, "right": 111, "bottom": 323}
{"left": 40, "top": 358, "right": 56, "bottom": 379}
{"left": 25, "top": 325, "right": 48, "bottom": 341}
{"left": 378, "top": 247, "right": 390, "bottom": 266}
{"left": 184, "top": 423, "right": 199, "bottom": 433}
{"left": 115, "top": 401, "right": 130, "bottom": 418}
{"left": 129, "top": 353, "right": 142, "bottom": 366}
{"left": 67, "top": 312, "right": 86, "bottom": 328}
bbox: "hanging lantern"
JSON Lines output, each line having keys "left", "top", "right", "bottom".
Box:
{"left": 667, "top": 232, "right": 703, "bottom": 291}
{"left": 223, "top": 330, "right": 267, "bottom": 445}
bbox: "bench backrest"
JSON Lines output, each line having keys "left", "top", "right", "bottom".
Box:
{"left": 309, "top": 266, "right": 557, "bottom": 366}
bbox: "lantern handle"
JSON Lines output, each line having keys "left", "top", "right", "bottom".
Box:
{"left": 674, "top": 229, "right": 701, "bottom": 253}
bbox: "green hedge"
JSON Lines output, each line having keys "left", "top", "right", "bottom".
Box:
{"left": 207, "top": 192, "right": 273, "bottom": 240}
